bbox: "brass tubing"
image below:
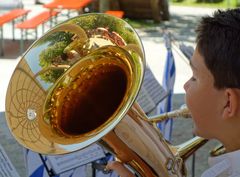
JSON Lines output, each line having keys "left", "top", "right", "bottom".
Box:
{"left": 148, "top": 105, "right": 191, "bottom": 123}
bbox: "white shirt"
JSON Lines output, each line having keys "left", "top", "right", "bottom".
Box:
{"left": 201, "top": 149, "right": 240, "bottom": 177}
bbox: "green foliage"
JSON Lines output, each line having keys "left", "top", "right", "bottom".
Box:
{"left": 37, "top": 31, "right": 73, "bottom": 46}
{"left": 39, "top": 41, "right": 68, "bottom": 68}
{"left": 71, "top": 14, "right": 140, "bottom": 44}
{"left": 39, "top": 69, "right": 64, "bottom": 84}
{"left": 39, "top": 41, "right": 69, "bottom": 83}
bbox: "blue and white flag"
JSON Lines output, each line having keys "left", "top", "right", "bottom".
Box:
{"left": 157, "top": 32, "right": 176, "bottom": 141}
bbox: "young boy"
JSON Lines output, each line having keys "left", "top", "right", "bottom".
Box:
{"left": 107, "top": 8, "right": 240, "bottom": 177}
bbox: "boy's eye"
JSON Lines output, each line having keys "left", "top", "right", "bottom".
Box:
{"left": 190, "top": 76, "right": 196, "bottom": 81}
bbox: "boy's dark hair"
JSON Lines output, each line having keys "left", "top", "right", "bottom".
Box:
{"left": 196, "top": 8, "right": 240, "bottom": 89}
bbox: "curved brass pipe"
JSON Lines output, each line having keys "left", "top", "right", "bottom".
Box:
{"left": 5, "top": 13, "right": 207, "bottom": 177}
{"left": 148, "top": 104, "right": 190, "bottom": 122}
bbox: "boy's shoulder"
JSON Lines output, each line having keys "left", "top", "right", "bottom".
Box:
{"left": 201, "top": 149, "right": 240, "bottom": 177}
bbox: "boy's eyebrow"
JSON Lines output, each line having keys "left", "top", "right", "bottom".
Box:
{"left": 189, "top": 60, "right": 197, "bottom": 71}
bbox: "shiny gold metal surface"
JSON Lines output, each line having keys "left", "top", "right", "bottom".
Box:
{"left": 5, "top": 13, "right": 207, "bottom": 177}
{"left": 210, "top": 144, "right": 226, "bottom": 157}
{"left": 6, "top": 13, "right": 144, "bottom": 154}
{"left": 148, "top": 104, "right": 190, "bottom": 122}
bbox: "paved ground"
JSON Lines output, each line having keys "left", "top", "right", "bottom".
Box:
{"left": 0, "top": 1, "right": 221, "bottom": 177}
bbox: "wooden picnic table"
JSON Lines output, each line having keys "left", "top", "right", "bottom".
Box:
{"left": 0, "top": 9, "right": 30, "bottom": 56}
{"left": 43, "top": 0, "right": 92, "bottom": 27}
{"left": 43, "top": 0, "right": 92, "bottom": 14}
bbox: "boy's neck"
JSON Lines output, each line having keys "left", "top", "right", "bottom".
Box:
{"left": 220, "top": 123, "right": 240, "bottom": 152}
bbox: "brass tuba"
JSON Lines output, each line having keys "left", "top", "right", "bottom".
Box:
{"left": 5, "top": 14, "right": 207, "bottom": 177}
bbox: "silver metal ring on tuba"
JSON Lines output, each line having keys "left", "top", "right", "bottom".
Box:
{"left": 5, "top": 13, "right": 207, "bottom": 177}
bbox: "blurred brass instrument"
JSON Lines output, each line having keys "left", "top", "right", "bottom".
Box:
{"left": 5, "top": 14, "right": 207, "bottom": 177}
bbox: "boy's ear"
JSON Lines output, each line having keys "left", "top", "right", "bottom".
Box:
{"left": 222, "top": 88, "right": 239, "bottom": 119}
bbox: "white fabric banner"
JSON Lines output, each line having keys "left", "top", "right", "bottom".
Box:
{"left": 157, "top": 32, "right": 176, "bottom": 141}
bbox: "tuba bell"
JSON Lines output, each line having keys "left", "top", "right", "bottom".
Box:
{"left": 5, "top": 13, "right": 207, "bottom": 177}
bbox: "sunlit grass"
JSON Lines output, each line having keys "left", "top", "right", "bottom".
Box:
{"left": 170, "top": 0, "right": 238, "bottom": 8}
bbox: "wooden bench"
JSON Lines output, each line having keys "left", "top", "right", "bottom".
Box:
{"left": 15, "top": 10, "right": 59, "bottom": 54}
{"left": 43, "top": 0, "right": 93, "bottom": 19}
{"left": 0, "top": 8, "right": 30, "bottom": 56}
{"left": 105, "top": 10, "right": 124, "bottom": 18}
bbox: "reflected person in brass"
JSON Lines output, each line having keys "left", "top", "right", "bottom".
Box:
{"left": 108, "top": 8, "right": 240, "bottom": 177}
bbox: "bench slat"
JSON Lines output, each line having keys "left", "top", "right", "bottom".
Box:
{"left": 44, "top": 0, "right": 92, "bottom": 10}
{"left": 16, "top": 11, "right": 59, "bottom": 29}
{"left": 105, "top": 11, "right": 124, "bottom": 18}
{"left": 0, "top": 9, "right": 30, "bottom": 26}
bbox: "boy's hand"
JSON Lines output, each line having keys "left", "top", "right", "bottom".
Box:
{"left": 106, "top": 161, "right": 135, "bottom": 177}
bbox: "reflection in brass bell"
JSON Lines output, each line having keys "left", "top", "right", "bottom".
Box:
{"left": 5, "top": 13, "right": 207, "bottom": 177}
{"left": 5, "top": 13, "right": 145, "bottom": 154}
